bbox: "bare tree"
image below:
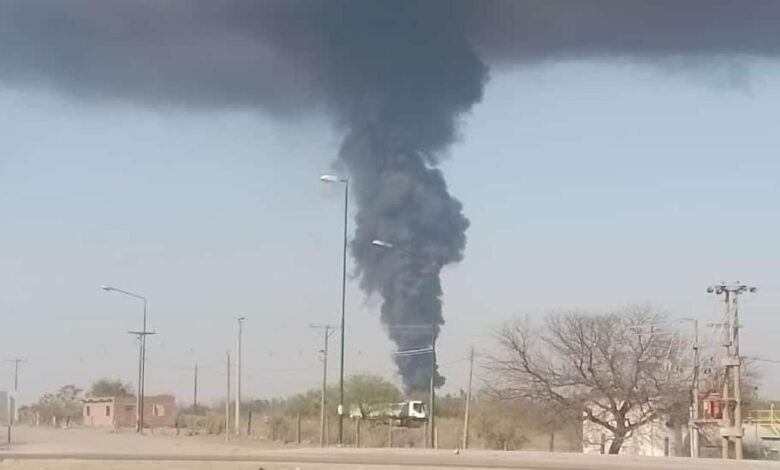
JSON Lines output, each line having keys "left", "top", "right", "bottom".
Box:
{"left": 88, "top": 378, "right": 134, "bottom": 398}
{"left": 488, "top": 307, "right": 691, "bottom": 454}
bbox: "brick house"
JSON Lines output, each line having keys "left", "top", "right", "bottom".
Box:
{"left": 83, "top": 395, "right": 175, "bottom": 428}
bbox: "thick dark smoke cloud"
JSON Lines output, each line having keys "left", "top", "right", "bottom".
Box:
{"left": 3, "top": 0, "right": 780, "bottom": 391}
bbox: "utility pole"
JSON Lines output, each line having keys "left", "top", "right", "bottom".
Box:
{"left": 338, "top": 179, "right": 349, "bottom": 446}
{"left": 4, "top": 359, "right": 26, "bottom": 424}
{"left": 429, "top": 284, "right": 437, "bottom": 449}
{"left": 707, "top": 282, "right": 756, "bottom": 460}
{"left": 691, "top": 320, "right": 700, "bottom": 458}
{"left": 225, "top": 350, "right": 231, "bottom": 441}
{"left": 462, "top": 346, "right": 475, "bottom": 450}
{"left": 311, "top": 324, "right": 336, "bottom": 447}
{"left": 235, "top": 316, "right": 245, "bottom": 437}
{"left": 679, "top": 318, "right": 701, "bottom": 458}
{"left": 193, "top": 362, "right": 198, "bottom": 415}
{"left": 127, "top": 330, "right": 154, "bottom": 432}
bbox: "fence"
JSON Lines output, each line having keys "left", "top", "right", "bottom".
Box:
{"left": 174, "top": 412, "right": 578, "bottom": 451}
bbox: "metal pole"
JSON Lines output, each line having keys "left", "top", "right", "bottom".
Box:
{"left": 691, "top": 320, "right": 700, "bottom": 458}
{"left": 236, "top": 317, "right": 245, "bottom": 436}
{"left": 140, "top": 298, "right": 147, "bottom": 432}
{"left": 429, "top": 272, "right": 436, "bottom": 449}
{"left": 136, "top": 334, "right": 143, "bottom": 433}
{"left": 462, "top": 346, "right": 474, "bottom": 450}
{"left": 338, "top": 180, "right": 348, "bottom": 446}
{"left": 225, "top": 351, "right": 230, "bottom": 441}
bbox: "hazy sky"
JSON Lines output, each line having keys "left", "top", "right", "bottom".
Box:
{"left": 2, "top": 60, "right": 779, "bottom": 404}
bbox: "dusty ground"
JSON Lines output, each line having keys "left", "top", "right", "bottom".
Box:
{"left": 0, "top": 461, "right": 437, "bottom": 470}
{"left": 2, "top": 426, "right": 779, "bottom": 469}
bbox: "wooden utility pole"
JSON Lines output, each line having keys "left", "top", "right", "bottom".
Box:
{"left": 225, "top": 351, "right": 231, "bottom": 441}
{"left": 311, "top": 324, "right": 336, "bottom": 448}
{"left": 462, "top": 346, "right": 474, "bottom": 450}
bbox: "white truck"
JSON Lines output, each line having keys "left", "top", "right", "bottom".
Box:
{"left": 349, "top": 400, "right": 427, "bottom": 427}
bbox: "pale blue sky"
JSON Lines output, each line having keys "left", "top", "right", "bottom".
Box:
{"left": 1, "top": 61, "right": 779, "bottom": 404}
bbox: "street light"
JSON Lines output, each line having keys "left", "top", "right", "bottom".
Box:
{"left": 320, "top": 173, "right": 349, "bottom": 445}
{"left": 371, "top": 238, "right": 437, "bottom": 448}
{"left": 101, "top": 285, "right": 152, "bottom": 433}
{"left": 371, "top": 240, "right": 394, "bottom": 249}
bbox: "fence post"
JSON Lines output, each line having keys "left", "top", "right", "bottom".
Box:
{"left": 664, "top": 436, "right": 670, "bottom": 457}
{"left": 247, "top": 412, "right": 253, "bottom": 437}
{"left": 600, "top": 434, "right": 606, "bottom": 454}
{"left": 388, "top": 418, "right": 393, "bottom": 448}
{"left": 296, "top": 414, "right": 301, "bottom": 444}
{"left": 355, "top": 418, "right": 361, "bottom": 448}
{"left": 549, "top": 431, "right": 555, "bottom": 452}
{"left": 434, "top": 426, "right": 438, "bottom": 449}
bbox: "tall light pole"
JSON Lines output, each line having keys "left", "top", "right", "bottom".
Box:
{"left": 371, "top": 239, "right": 437, "bottom": 448}
{"left": 102, "top": 285, "right": 152, "bottom": 432}
{"left": 706, "top": 282, "right": 756, "bottom": 460}
{"left": 235, "top": 316, "right": 245, "bottom": 436}
{"left": 321, "top": 173, "right": 349, "bottom": 445}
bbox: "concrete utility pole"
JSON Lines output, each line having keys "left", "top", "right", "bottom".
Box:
{"left": 311, "top": 324, "right": 336, "bottom": 447}
{"left": 707, "top": 282, "right": 756, "bottom": 460}
{"left": 4, "top": 359, "right": 26, "bottom": 424}
{"left": 235, "top": 316, "right": 245, "bottom": 436}
{"left": 127, "top": 330, "right": 154, "bottom": 431}
{"left": 462, "top": 346, "right": 475, "bottom": 450}
{"left": 225, "top": 350, "right": 231, "bottom": 441}
{"left": 429, "top": 285, "right": 437, "bottom": 449}
{"left": 680, "top": 318, "right": 700, "bottom": 458}
{"left": 193, "top": 362, "right": 198, "bottom": 415}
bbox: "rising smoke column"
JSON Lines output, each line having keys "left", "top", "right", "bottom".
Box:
{"left": 318, "top": 2, "right": 486, "bottom": 392}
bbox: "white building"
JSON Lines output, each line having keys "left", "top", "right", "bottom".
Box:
{"left": 582, "top": 412, "right": 685, "bottom": 456}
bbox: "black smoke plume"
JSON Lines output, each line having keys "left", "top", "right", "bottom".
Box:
{"left": 3, "top": 0, "right": 780, "bottom": 391}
